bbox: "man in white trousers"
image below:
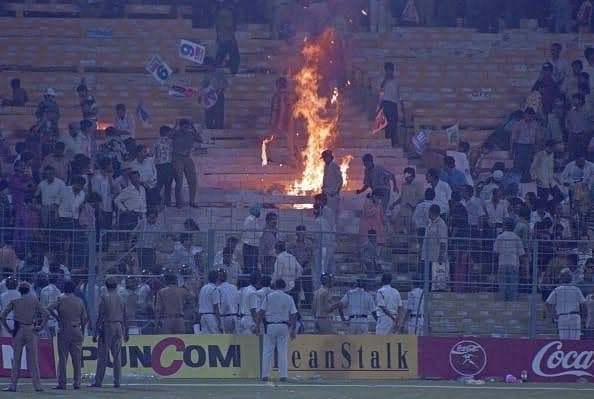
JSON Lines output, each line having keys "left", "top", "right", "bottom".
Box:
{"left": 338, "top": 279, "right": 376, "bottom": 334}
{"left": 199, "top": 270, "right": 221, "bottom": 333}
{"left": 238, "top": 272, "right": 260, "bottom": 335}
{"left": 257, "top": 279, "right": 297, "bottom": 383}
{"left": 375, "top": 273, "right": 403, "bottom": 334}
{"left": 546, "top": 270, "right": 586, "bottom": 340}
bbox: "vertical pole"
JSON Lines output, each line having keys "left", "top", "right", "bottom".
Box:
{"left": 88, "top": 228, "right": 98, "bottom": 327}
{"left": 529, "top": 238, "right": 538, "bottom": 338}
{"left": 207, "top": 228, "right": 216, "bottom": 272}
{"left": 423, "top": 259, "right": 431, "bottom": 336}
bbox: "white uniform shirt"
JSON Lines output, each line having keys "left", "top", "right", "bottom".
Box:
{"left": 260, "top": 289, "right": 297, "bottom": 323}
{"left": 340, "top": 288, "right": 375, "bottom": 318}
{"left": 36, "top": 178, "right": 66, "bottom": 206}
{"left": 0, "top": 289, "right": 20, "bottom": 336}
{"left": 433, "top": 180, "right": 452, "bottom": 214}
{"left": 272, "top": 251, "right": 303, "bottom": 292}
{"left": 546, "top": 285, "right": 585, "bottom": 314}
{"left": 406, "top": 287, "right": 425, "bottom": 316}
{"left": 114, "top": 184, "right": 146, "bottom": 213}
{"left": 241, "top": 215, "right": 261, "bottom": 246}
{"left": 217, "top": 282, "right": 239, "bottom": 316}
{"left": 255, "top": 286, "right": 272, "bottom": 307}
{"left": 91, "top": 172, "right": 114, "bottom": 213}
{"left": 198, "top": 283, "right": 220, "bottom": 314}
{"left": 239, "top": 285, "right": 259, "bottom": 316}
{"left": 57, "top": 186, "right": 85, "bottom": 219}
{"left": 376, "top": 285, "right": 402, "bottom": 317}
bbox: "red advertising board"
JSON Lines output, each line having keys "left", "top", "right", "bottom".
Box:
{"left": 0, "top": 338, "right": 56, "bottom": 378}
{"left": 419, "top": 337, "right": 594, "bottom": 382}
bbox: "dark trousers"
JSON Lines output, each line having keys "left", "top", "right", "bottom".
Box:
{"left": 98, "top": 211, "right": 112, "bottom": 252}
{"left": 513, "top": 143, "right": 534, "bottom": 183}
{"left": 381, "top": 100, "right": 398, "bottom": 147}
{"left": 136, "top": 248, "right": 156, "bottom": 272}
{"left": 204, "top": 92, "right": 225, "bottom": 129}
{"left": 156, "top": 163, "right": 173, "bottom": 206}
{"left": 119, "top": 211, "right": 139, "bottom": 231}
{"left": 262, "top": 255, "right": 276, "bottom": 276}
{"left": 537, "top": 186, "right": 564, "bottom": 205}
{"left": 215, "top": 39, "right": 240, "bottom": 75}
{"left": 191, "top": 0, "right": 216, "bottom": 28}
{"left": 242, "top": 243, "right": 259, "bottom": 273}
{"left": 300, "top": 268, "right": 313, "bottom": 307}
{"left": 146, "top": 187, "right": 161, "bottom": 209}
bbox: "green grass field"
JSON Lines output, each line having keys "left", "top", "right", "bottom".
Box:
{"left": 2, "top": 379, "right": 593, "bottom": 399}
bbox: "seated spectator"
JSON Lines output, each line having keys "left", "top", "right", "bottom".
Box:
{"left": 573, "top": 232, "right": 593, "bottom": 271}
{"left": 1, "top": 78, "right": 28, "bottom": 107}
{"left": 358, "top": 189, "right": 385, "bottom": 245}
{"left": 113, "top": 103, "right": 136, "bottom": 139}
{"left": 530, "top": 199, "right": 552, "bottom": 231}
{"left": 531, "top": 139, "right": 564, "bottom": 203}
{"left": 469, "top": 141, "right": 495, "bottom": 180}
{"left": 360, "top": 229, "right": 382, "bottom": 277}
{"left": 35, "top": 88, "right": 60, "bottom": 123}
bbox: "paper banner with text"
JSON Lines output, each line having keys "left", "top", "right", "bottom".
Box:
{"left": 145, "top": 55, "right": 173, "bottom": 84}
{"left": 178, "top": 39, "right": 206, "bottom": 65}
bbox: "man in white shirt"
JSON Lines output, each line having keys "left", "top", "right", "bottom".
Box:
{"left": 530, "top": 139, "right": 562, "bottom": 202}
{"left": 547, "top": 43, "right": 569, "bottom": 85}
{"left": 238, "top": 272, "right": 260, "bottom": 335}
{"left": 114, "top": 170, "right": 146, "bottom": 230}
{"left": 257, "top": 279, "right": 298, "bottom": 383}
{"left": 60, "top": 122, "right": 90, "bottom": 160}
{"left": 379, "top": 62, "right": 401, "bottom": 147}
{"left": 255, "top": 275, "right": 272, "bottom": 306}
{"left": 57, "top": 176, "right": 86, "bottom": 227}
{"left": 375, "top": 273, "right": 402, "bottom": 334}
{"left": 129, "top": 144, "right": 158, "bottom": 207}
{"left": 35, "top": 165, "right": 65, "bottom": 227}
{"left": 198, "top": 270, "right": 221, "bottom": 333}
{"left": 91, "top": 158, "right": 116, "bottom": 251}
{"left": 461, "top": 185, "right": 485, "bottom": 237}
{"left": 412, "top": 188, "right": 435, "bottom": 236}
{"left": 403, "top": 277, "right": 425, "bottom": 335}
{"left": 484, "top": 188, "right": 509, "bottom": 231}
{"left": 272, "top": 241, "right": 303, "bottom": 306}
{"left": 0, "top": 278, "right": 19, "bottom": 337}
{"left": 213, "top": 246, "right": 241, "bottom": 286}
{"left": 561, "top": 152, "right": 594, "bottom": 190}
{"left": 426, "top": 168, "right": 451, "bottom": 216}
{"left": 40, "top": 274, "right": 62, "bottom": 336}
{"left": 493, "top": 218, "right": 525, "bottom": 302}
{"left": 241, "top": 204, "right": 262, "bottom": 273}
{"left": 113, "top": 104, "right": 135, "bottom": 139}
{"left": 546, "top": 271, "right": 587, "bottom": 340}
{"left": 216, "top": 269, "right": 239, "bottom": 334}
{"left": 338, "top": 279, "right": 375, "bottom": 334}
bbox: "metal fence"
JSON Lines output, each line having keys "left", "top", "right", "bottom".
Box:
{"left": 0, "top": 225, "right": 592, "bottom": 339}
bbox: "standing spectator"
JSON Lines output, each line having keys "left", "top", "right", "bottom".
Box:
{"left": 10, "top": 160, "right": 36, "bottom": 229}
{"left": 0, "top": 278, "right": 19, "bottom": 338}
{"left": 113, "top": 104, "right": 135, "bottom": 140}
{"left": 412, "top": 188, "right": 436, "bottom": 237}
{"left": 288, "top": 226, "right": 314, "bottom": 307}
{"left": 213, "top": 246, "right": 241, "bottom": 286}
{"left": 1, "top": 79, "right": 28, "bottom": 107}
{"left": 583, "top": 48, "right": 594, "bottom": 90}
{"left": 577, "top": 0, "right": 593, "bottom": 34}
{"left": 241, "top": 203, "right": 262, "bottom": 273}
{"left": 552, "top": 2, "right": 573, "bottom": 33}
{"left": 356, "top": 153, "right": 398, "bottom": 211}
{"left": 369, "top": 0, "right": 388, "bottom": 32}
{"left": 484, "top": 188, "right": 509, "bottom": 234}
{"left": 534, "top": 63, "right": 561, "bottom": 116}
{"left": 360, "top": 229, "right": 382, "bottom": 276}
{"left": 76, "top": 84, "right": 97, "bottom": 125}
{"left": 493, "top": 218, "right": 525, "bottom": 302}
{"left": 259, "top": 212, "right": 278, "bottom": 275}
{"left": 130, "top": 145, "right": 158, "bottom": 208}
{"left": 172, "top": 119, "right": 201, "bottom": 208}
{"left": 511, "top": 107, "right": 538, "bottom": 183}
{"left": 566, "top": 93, "right": 591, "bottom": 160}
{"left": 40, "top": 274, "right": 61, "bottom": 336}
{"left": 213, "top": 236, "right": 241, "bottom": 266}
{"left": 426, "top": 168, "right": 452, "bottom": 216}
{"left": 35, "top": 165, "right": 65, "bottom": 228}
{"left": 91, "top": 158, "right": 115, "bottom": 250}
{"left": 114, "top": 170, "right": 146, "bottom": 231}
{"left": 313, "top": 203, "right": 335, "bottom": 277}
{"left": 270, "top": 78, "right": 297, "bottom": 166}
{"left": 532, "top": 139, "right": 564, "bottom": 202}
{"left": 562, "top": 60, "right": 583, "bottom": 96}
{"left": 153, "top": 126, "right": 174, "bottom": 207}
{"left": 321, "top": 150, "right": 343, "bottom": 229}
{"left": 214, "top": 0, "right": 240, "bottom": 75}
{"left": 461, "top": 185, "right": 486, "bottom": 240}
{"left": 390, "top": 167, "right": 424, "bottom": 234}
{"left": 61, "top": 122, "right": 91, "bottom": 160}
{"left": 272, "top": 241, "right": 303, "bottom": 307}
{"left": 547, "top": 43, "right": 570, "bottom": 85}
{"left": 358, "top": 190, "right": 385, "bottom": 245}
{"left": 422, "top": 205, "right": 448, "bottom": 274}
{"left": 202, "top": 58, "right": 228, "bottom": 130}
{"left": 378, "top": 62, "right": 401, "bottom": 147}
{"left": 40, "top": 142, "right": 69, "bottom": 188}
{"left": 56, "top": 176, "right": 85, "bottom": 263}
{"left": 440, "top": 156, "right": 467, "bottom": 193}
{"left": 133, "top": 209, "right": 161, "bottom": 272}
{"left": 35, "top": 88, "right": 60, "bottom": 123}
{"left": 546, "top": 270, "right": 587, "bottom": 340}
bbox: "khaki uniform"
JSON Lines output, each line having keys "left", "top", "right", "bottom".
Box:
{"left": 155, "top": 285, "right": 193, "bottom": 334}
{"left": 312, "top": 286, "right": 335, "bottom": 334}
{"left": 0, "top": 295, "right": 49, "bottom": 391}
{"left": 48, "top": 294, "right": 87, "bottom": 388}
{"left": 94, "top": 291, "right": 127, "bottom": 387}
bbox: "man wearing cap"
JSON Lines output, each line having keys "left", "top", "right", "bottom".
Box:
{"left": 155, "top": 272, "right": 194, "bottom": 334}
{"left": 47, "top": 280, "right": 87, "bottom": 390}
{"left": 89, "top": 276, "right": 128, "bottom": 388}
{"left": 375, "top": 273, "right": 403, "bottom": 335}
{"left": 312, "top": 273, "right": 337, "bottom": 334}
{"left": 0, "top": 283, "right": 49, "bottom": 392}
{"left": 511, "top": 107, "right": 538, "bottom": 184}
{"left": 338, "top": 279, "right": 375, "bottom": 334}
{"left": 241, "top": 203, "right": 262, "bottom": 274}
{"left": 35, "top": 88, "right": 60, "bottom": 122}
{"left": 493, "top": 218, "right": 525, "bottom": 302}
{"left": 530, "top": 139, "right": 563, "bottom": 203}
{"left": 321, "top": 150, "right": 343, "bottom": 229}
{"left": 546, "top": 271, "right": 587, "bottom": 340}
{"left": 356, "top": 153, "right": 398, "bottom": 212}
{"left": 217, "top": 269, "right": 239, "bottom": 334}
{"left": 172, "top": 119, "right": 202, "bottom": 208}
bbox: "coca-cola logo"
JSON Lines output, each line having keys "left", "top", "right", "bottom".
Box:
{"left": 532, "top": 341, "right": 594, "bottom": 378}
{"left": 449, "top": 340, "right": 487, "bottom": 376}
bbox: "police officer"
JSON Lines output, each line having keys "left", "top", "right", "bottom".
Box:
{"left": 89, "top": 276, "right": 129, "bottom": 388}
{"left": 198, "top": 270, "right": 221, "bottom": 333}
{"left": 0, "top": 282, "right": 48, "bottom": 392}
{"left": 217, "top": 269, "right": 239, "bottom": 334}
{"left": 338, "top": 279, "right": 376, "bottom": 334}
{"left": 403, "top": 275, "right": 425, "bottom": 335}
{"left": 47, "top": 280, "right": 87, "bottom": 390}
{"left": 238, "top": 272, "right": 260, "bottom": 334}
{"left": 121, "top": 276, "right": 139, "bottom": 330}
{"left": 375, "top": 273, "right": 403, "bottom": 334}
{"left": 312, "top": 273, "right": 337, "bottom": 334}
{"left": 256, "top": 279, "right": 297, "bottom": 383}
{"left": 155, "top": 272, "right": 194, "bottom": 334}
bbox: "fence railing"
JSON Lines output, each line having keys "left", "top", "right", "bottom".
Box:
{"left": 0, "top": 225, "right": 592, "bottom": 338}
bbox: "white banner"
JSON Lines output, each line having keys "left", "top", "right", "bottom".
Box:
{"left": 169, "top": 84, "right": 199, "bottom": 98}
{"left": 178, "top": 39, "right": 206, "bottom": 65}
{"left": 145, "top": 55, "right": 173, "bottom": 84}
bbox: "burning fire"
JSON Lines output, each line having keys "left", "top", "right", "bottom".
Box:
{"left": 288, "top": 29, "right": 345, "bottom": 196}
{"left": 340, "top": 155, "right": 353, "bottom": 190}
{"left": 261, "top": 135, "right": 275, "bottom": 166}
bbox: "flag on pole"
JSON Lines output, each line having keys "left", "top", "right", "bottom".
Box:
{"left": 401, "top": 0, "right": 420, "bottom": 24}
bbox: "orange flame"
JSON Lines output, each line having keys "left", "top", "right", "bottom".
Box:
{"left": 288, "top": 29, "right": 341, "bottom": 196}
{"left": 340, "top": 155, "right": 353, "bottom": 190}
{"left": 261, "top": 135, "right": 274, "bottom": 166}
